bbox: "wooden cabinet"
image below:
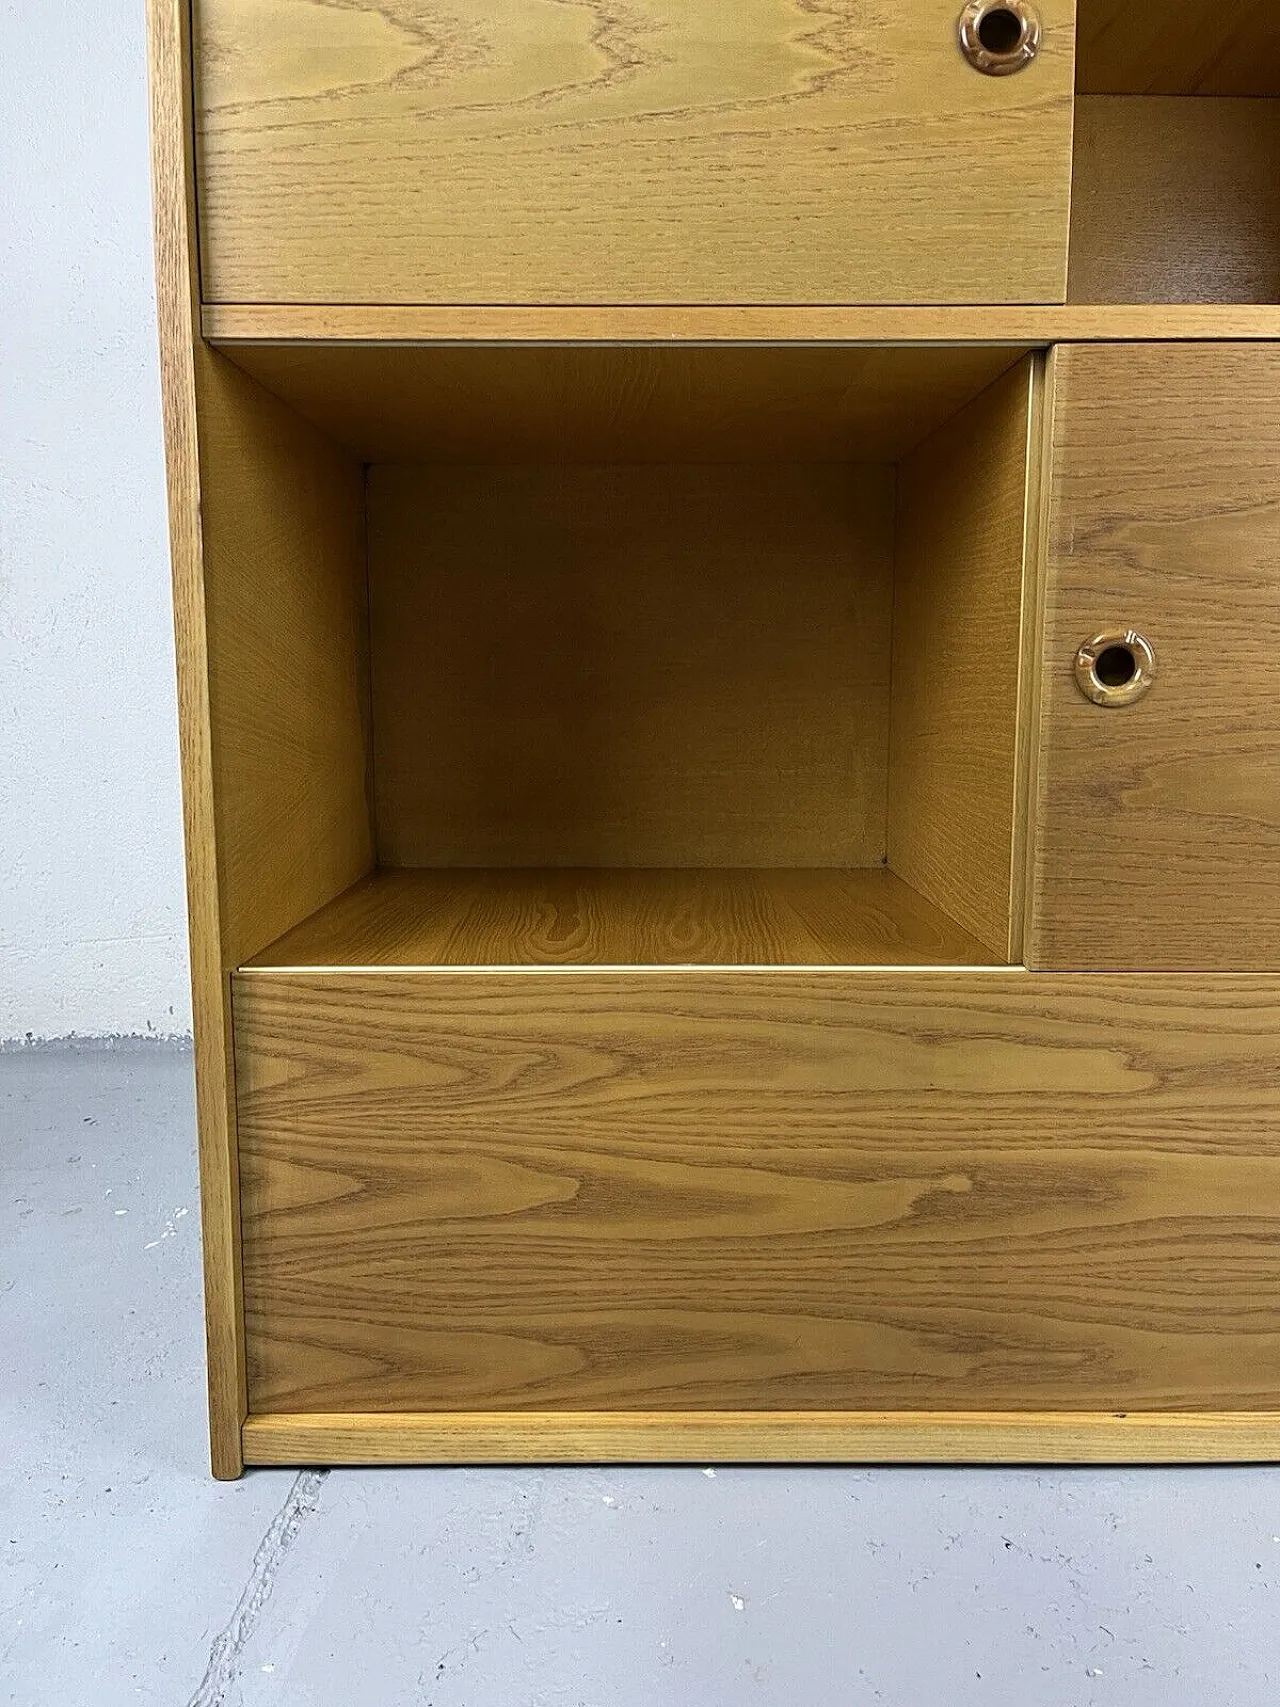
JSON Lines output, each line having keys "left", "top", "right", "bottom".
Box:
{"left": 148, "top": 0, "right": 1280, "bottom": 1476}
{"left": 1030, "top": 344, "right": 1280, "bottom": 970}
{"left": 193, "top": 0, "right": 1077, "bottom": 307}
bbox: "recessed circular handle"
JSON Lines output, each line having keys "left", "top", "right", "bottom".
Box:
{"left": 958, "top": 1, "right": 1042, "bottom": 74}
{"left": 1074, "top": 630, "right": 1157, "bottom": 708}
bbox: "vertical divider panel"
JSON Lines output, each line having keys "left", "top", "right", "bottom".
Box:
{"left": 1014, "top": 349, "right": 1056, "bottom": 966}
{"left": 887, "top": 357, "right": 1041, "bottom": 961}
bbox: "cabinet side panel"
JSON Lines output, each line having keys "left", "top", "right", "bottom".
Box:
{"left": 234, "top": 970, "right": 1280, "bottom": 1418}
{"left": 197, "top": 356, "right": 374, "bottom": 965}
{"left": 888, "top": 359, "right": 1039, "bottom": 959}
{"left": 146, "top": 0, "right": 244, "bottom": 1478}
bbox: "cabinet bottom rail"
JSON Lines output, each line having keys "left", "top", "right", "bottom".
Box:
{"left": 241, "top": 1410, "right": 1280, "bottom": 1467}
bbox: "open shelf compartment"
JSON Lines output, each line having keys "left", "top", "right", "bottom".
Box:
{"left": 200, "top": 342, "right": 1043, "bottom": 975}
{"left": 1071, "top": 0, "right": 1280, "bottom": 305}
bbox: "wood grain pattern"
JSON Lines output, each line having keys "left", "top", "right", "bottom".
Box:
{"left": 244, "top": 868, "right": 994, "bottom": 969}
{"left": 888, "top": 358, "right": 1039, "bottom": 960}
{"left": 1030, "top": 343, "right": 1280, "bottom": 970}
{"left": 197, "top": 344, "right": 1026, "bottom": 467}
{"left": 1069, "top": 97, "right": 1280, "bottom": 305}
{"left": 202, "top": 303, "right": 1280, "bottom": 343}
{"left": 1076, "top": 0, "right": 1280, "bottom": 95}
{"left": 233, "top": 970, "right": 1280, "bottom": 1417}
{"left": 146, "top": 0, "right": 246, "bottom": 1480}
{"left": 243, "top": 1410, "right": 1280, "bottom": 1465}
{"left": 193, "top": 0, "right": 1075, "bottom": 306}
{"left": 368, "top": 463, "right": 896, "bottom": 868}
{"left": 197, "top": 354, "right": 375, "bottom": 966}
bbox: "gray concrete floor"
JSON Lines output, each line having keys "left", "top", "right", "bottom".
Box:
{"left": 2, "top": 1050, "right": 1279, "bottom": 1706}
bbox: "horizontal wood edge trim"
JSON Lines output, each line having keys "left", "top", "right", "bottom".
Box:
{"left": 243, "top": 1412, "right": 1280, "bottom": 1465}
{"left": 233, "top": 967, "right": 1280, "bottom": 980}
{"left": 235, "top": 963, "right": 1021, "bottom": 977}
{"left": 202, "top": 305, "right": 1280, "bottom": 347}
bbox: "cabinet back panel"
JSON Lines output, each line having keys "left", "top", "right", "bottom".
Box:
{"left": 368, "top": 464, "right": 895, "bottom": 869}
{"left": 1076, "top": 0, "right": 1280, "bottom": 95}
{"left": 194, "top": 0, "right": 1074, "bottom": 306}
{"left": 1069, "top": 96, "right": 1280, "bottom": 305}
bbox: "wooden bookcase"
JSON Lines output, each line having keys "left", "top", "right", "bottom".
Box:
{"left": 149, "top": 0, "right": 1280, "bottom": 1476}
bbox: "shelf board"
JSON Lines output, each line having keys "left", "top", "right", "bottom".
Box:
{"left": 202, "top": 303, "right": 1280, "bottom": 347}
{"left": 242, "top": 868, "right": 998, "bottom": 971}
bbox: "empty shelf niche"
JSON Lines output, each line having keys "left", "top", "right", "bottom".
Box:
{"left": 196, "top": 342, "right": 1042, "bottom": 973}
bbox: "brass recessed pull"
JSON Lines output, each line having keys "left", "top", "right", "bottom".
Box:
{"left": 1074, "top": 630, "right": 1157, "bottom": 707}
{"left": 957, "top": 2, "right": 1042, "bottom": 74}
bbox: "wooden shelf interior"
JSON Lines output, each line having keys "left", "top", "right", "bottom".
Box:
{"left": 213, "top": 342, "right": 1029, "bottom": 468}
{"left": 244, "top": 868, "right": 995, "bottom": 970}
{"left": 1071, "top": 2, "right": 1280, "bottom": 305}
{"left": 201, "top": 342, "right": 1041, "bottom": 973}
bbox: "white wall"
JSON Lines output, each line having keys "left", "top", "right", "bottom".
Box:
{"left": 0, "top": 3, "right": 192, "bottom": 1039}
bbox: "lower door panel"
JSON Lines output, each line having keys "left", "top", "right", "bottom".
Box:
{"left": 232, "top": 971, "right": 1280, "bottom": 1435}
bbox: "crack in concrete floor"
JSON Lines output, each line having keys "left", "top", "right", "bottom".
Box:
{"left": 186, "top": 1470, "right": 328, "bottom": 1707}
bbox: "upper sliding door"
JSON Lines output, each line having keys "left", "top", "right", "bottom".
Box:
{"left": 193, "top": 0, "right": 1075, "bottom": 306}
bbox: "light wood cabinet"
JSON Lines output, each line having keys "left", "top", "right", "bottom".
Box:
{"left": 149, "top": 0, "right": 1280, "bottom": 1476}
